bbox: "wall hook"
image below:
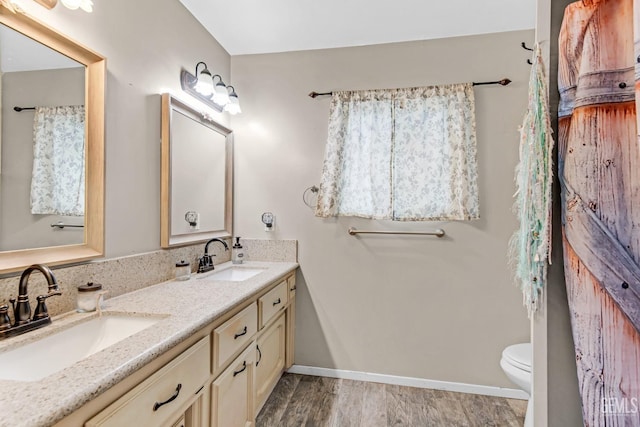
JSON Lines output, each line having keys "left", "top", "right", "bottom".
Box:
{"left": 521, "top": 42, "right": 534, "bottom": 51}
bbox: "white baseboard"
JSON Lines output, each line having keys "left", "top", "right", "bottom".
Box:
{"left": 286, "top": 365, "right": 529, "bottom": 400}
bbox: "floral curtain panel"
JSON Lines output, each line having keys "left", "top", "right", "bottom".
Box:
{"left": 30, "top": 105, "right": 85, "bottom": 216}
{"left": 315, "top": 84, "right": 479, "bottom": 221}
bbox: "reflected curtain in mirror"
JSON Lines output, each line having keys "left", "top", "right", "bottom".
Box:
{"left": 0, "top": 5, "right": 105, "bottom": 273}
{"left": 31, "top": 105, "right": 85, "bottom": 216}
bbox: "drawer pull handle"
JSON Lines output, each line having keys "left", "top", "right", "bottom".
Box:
{"left": 153, "top": 383, "right": 182, "bottom": 411}
{"left": 234, "top": 326, "right": 248, "bottom": 339}
{"left": 290, "top": 286, "right": 296, "bottom": 291}
{"left": 256, "top": 344, "right": 262, "bottom": 367}
{"left": 233, "top": 361, "right": 247, "bottom": 377}
{"left": 273, "top": 298, "right": 281, "bottom": 306}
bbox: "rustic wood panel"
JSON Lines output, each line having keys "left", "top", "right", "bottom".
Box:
{"left": 559, "top": 0, "right": 640, "bottom": 425}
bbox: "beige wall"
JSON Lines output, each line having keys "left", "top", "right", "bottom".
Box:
{"left": 230, "top": 30, "right": 533, "bottom": 387}
{"left": 15, "top": 0, "right": 231, "bottom": 258}
{"left": 1, "top": 67, "right": 84, "bottom": 251}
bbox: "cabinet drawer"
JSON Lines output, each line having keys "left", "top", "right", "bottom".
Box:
{"left": 213, "top": 303, "right": 257, "bottom": 374}
{"left": 259, "top": 280, "right": 287, "bottom": 329}
{"left": 86, "top": 336, "right": 210, "bottom": 427}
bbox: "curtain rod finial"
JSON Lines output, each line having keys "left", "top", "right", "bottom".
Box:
{"left": 500, "top": 78, "right": 512, "bottom": 86}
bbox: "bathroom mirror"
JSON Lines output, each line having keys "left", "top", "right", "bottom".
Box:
{"left": 0, "top": 7, "right": 105, "bottom": 273}
{"left": 161, "top": 93, "right": 232, "bottom": 247}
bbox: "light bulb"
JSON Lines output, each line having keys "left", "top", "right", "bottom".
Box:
{"left": 194, "top": 70, "right": 213, "bottom": 97}
{"left": 79, "top": 0, "right": 93, "bottom": 12}
{"left": 224, "top": 95, "right": 241, "bottom": 115}
{"left": 212, "top": 82, "right": 230, "bottom": 106}
{"left": 61, "top": 0, "right": 82, "bottom": 9}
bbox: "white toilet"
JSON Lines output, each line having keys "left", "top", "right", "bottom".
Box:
{"left": 500, "top": 343, "right": 533, "bottom": 427}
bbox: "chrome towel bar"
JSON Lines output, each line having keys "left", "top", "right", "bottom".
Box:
{"left": 50, "top": 222, "right": 84, "bottom": 229}
{"left": 348, "top": 227, "right": 445, "bottom": 237}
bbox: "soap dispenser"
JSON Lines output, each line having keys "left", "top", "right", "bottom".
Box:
{"left": 232, "top": 237, "right": 244, "bottom": 264}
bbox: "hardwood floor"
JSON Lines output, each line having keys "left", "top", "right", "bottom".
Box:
{"left": 256, "top": 373, "right": 528, "bottom": 427}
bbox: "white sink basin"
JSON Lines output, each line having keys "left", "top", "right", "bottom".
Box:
{"left": 198, "top": 266, "right": 265, "bottom": 281}
{"left": 0, "top": 314, "right": 161, "bottom": 382}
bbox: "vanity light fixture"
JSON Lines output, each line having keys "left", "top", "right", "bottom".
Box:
{"left": 27, "top": 0, "right": 93, "bottom": 11}
{"left": 180, "top": 62, "right": 241, "bottom": 115}
{"left": 60, "top": 0, "right": 93, "bottom": 12}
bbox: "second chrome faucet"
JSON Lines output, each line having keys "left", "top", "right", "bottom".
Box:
{"left": 197, "top": 238, "right": 229, "bottom": 273}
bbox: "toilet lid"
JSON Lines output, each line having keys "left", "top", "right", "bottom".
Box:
{"left": 503, "top": 343, "right": 532, "bottom": 372}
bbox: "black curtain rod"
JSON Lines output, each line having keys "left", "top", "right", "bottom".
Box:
{"left": 13, "top": 106, "right": 36, "bottom": 112}
{"left": 308, "top": 78, "right": 512, "bottom": 98}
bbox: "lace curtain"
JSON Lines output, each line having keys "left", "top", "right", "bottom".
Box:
{"left": 315, "top": 84, "right": 479, "bottom": 220}
{"left": 31, "top": 105, "right": 85, "bottom": 216}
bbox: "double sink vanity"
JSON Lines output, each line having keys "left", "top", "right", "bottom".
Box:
{"left": 0, "top": 4, "right": 299, "bottom": 426}
{"left": 0, "top": 261, "right": 298, "bottom": 427}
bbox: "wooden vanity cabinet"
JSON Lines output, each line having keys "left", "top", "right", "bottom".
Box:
{"left": 64, "top": 270, "right": 296, "bottom": 427}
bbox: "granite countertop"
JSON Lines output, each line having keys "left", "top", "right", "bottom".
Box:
{"left": 0, "top": 260, "right": 298, "bottom": 427}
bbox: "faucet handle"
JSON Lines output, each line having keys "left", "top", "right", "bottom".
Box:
{"left": 0, "top": 305, "right": 11, "bottom": 331}
{"left": 197, "top": 254, "right": 215, "bottom": 273}
{"left": 33, "top": 291, "right": 61, "bottom": 321}
{"left": 33, "top": 295, "right": 50, "bottom": 320}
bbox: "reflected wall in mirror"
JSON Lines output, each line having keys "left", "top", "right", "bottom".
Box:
{"left": 0, "top": 6, "right": 105, "bottom": 273}
{"left": 161, "top": 94, "right": 232, "bottom": 248}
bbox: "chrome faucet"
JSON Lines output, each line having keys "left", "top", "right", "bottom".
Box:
{"left": 197, "top": 238, "right": 229, "bottom": 273}
{"left": 0, "top": 264, "right": 62, "bottom": 339}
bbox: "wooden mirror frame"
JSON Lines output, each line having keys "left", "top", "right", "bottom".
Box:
{"left": 0, "top": 6, "right": 105, "bottom": 273}
{"left": 161, "top": 93, "right": 233, "bottom": 248}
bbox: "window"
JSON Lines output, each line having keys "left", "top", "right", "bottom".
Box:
{"left": 315, "top": 83, "right": 479, "bottom": 221}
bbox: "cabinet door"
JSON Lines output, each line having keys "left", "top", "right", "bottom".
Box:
{"left": 255, "top": 312, "right": 286, "bottom": 412}
{"left": 211, "top": 344, "right": 255, "bottom": 427}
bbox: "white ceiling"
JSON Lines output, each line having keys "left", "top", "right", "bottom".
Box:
{"left": 178, "top": 0, "right": 537, "bottom": 56}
